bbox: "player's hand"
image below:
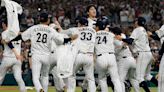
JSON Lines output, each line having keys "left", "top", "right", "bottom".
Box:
{"left": 16, "top": 54, "right": 23, "bottom": 62}
{"left": 54, "top": 17, "right": 62, "bottom": 32}
{"left": 71, "top": 34, "right": 78, "bottom": 41}
{"left": 147, "top": 31, "right": 152, "bottom": 36}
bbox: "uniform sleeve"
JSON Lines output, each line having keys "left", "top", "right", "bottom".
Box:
{"left": 15, "top": 2, "right": 22, "bottom": 14}
{"left": 159, "top": 42, "right": 164, "bottom": 56}
{"left": 156, "top": 25, "right": 164, "bottom": 39}
{"left": 2, "top": 32, "right": 7, "bottom": 41}
{"left": 11, "top": 1, "right": 22, "bottom": 14}
{"left": 2, "top": 32, "right": 10, "bottom": 42}
{"left": 63, "top": 28, "right": 77, "bottom": 36}
{"left": 21, "top": 27, "right": 32, "bottom": 41}
{"left": 130, "top": 29, "right": 139, "bottom": 40}
{"left": 51, "top": 29, "right": 64, "bottom": 45}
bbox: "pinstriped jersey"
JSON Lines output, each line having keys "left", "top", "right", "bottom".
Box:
{"left": 67, "top": 27, "right": 96, "bottom": 53}
{"left": 2, "top": 30, "right": 21, "bottom": 57}
{"left": 21, "top": 24, "right": 64, "bottom": 55}
{"left": 156, "top": 25, "right": 164, "bottom": 43}
{"left": 95, "top": 31, "right": 115, "bottom": 55}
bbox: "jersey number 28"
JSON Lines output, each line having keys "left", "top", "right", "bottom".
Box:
{"left": 36, "top": 33, "right": 47, "bottom": 43}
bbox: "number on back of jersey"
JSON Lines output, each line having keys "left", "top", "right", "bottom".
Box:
{"left": 36, "top": 33, "right": 47, "bottom": 43}
{"left": 96, "top": 36, "right": 107, "bottom": 44}
{"left": 80, "top": 32, "right": 92, "bottom": 41}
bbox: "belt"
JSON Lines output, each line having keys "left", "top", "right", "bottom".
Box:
{"left": 97, "top": 52, "right": 114, "bottom": 57}
{"left": 78, "top": 52, "right": 93, "bottom": 54}
{"left": 138, "top": 51, "right": 150, "bottom": 52}
{"left": 122, "top": 56, "right": 127, "bottom": 58}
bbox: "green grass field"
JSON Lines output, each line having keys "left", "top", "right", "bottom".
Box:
{"left": 0, "top": 86, "right": 158, "bottom": 92}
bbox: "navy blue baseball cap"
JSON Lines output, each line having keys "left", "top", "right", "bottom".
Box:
{"left": 40, "top": 12, "right": 50, "bottom": 22}
{"left": 95, "top": 18, "right": 109, "bottom": 30}
{"left": 78, "top": 17, "right": 88, "bottom": 26}
{"left": 135, "top": 17, "right": 146, "bottom": 27}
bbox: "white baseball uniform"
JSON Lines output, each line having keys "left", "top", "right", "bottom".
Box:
{"left": 21, "top": 24, "right": 64, "bottom": 92}
{"left": 155, "top": 24, "right": 164, "bottom": 92}
{"left": 95, "top": 30, "right": 122, "bottom": 92}
{"left": 49, "top": 26, "right": 78, "bottom": 92}
{"left": 130, "top": 26, "right": 153, "bottom": 83}
{"left": 87, "top": 18, "right": 96, "bottom": 28}
{"left": 115, "top": 34, "right": 139, "bottom": 92}
{"left": 156, "top": 25, "right": 164, "bottom": 43}
{"left": 159, "top": 53, "right": 164, "bottom": 92}
{"left": 0, "top": 30, "right": 26, "bottom": 92}
{"left": 66, "top": 27, "right": 97, "bottom": 92}
{"left": 1, "top": 0, "right": 22, "bottom": 36}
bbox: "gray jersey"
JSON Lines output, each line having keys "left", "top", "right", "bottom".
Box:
{"left": 130, "top": 27, "right": 150, "bottom": 52}
{"left": 95, "top": 31, "right": 115, "bottom": 55}
{"left": 2, "top": 31, "right": 21, "bottom": 57}
{"left": 21, "top": 24, "right": 64, "bottom": 55}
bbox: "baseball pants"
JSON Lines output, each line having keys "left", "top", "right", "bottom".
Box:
{"left": 67, "top": 53, "right": 96, "bottom": 92}
{"left": 31, "top": 54, "right": 50, "bottom": 92}
{"left": 117, "top": 56, "right": 139, "bottom": 92}
{"left": 136, "top": 52, "right": 153, "bottom": 83}
{"left": 0, "top": 56, "right": 26, "bottom": 92}
{"left": 49, "top": 52, "right": 65, "bottom": 91}
{"left": 158, "top": 54, "right": 164, "bottom": 92}
{"left": 96, "top": 53, "right": 122, "bottom": 92}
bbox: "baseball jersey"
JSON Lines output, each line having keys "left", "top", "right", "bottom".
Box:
{"left": 1, "top": 0, "right": 22, "bottom": 35}
{"left": 95, "top": 31, "right": 115, "bottom": 55}
{"left": 2, "top": 30, "right": 21, "bottom": 57}
{"left": 156, "top": 24, "right": 164, "bottom": 43}
{"left": 130, "top": 26, "right": 151, "bottom": 52}
{"left": 67, "top": 27, "right": 96, "bottom": 53}
{"left": 115, "top": 34, "right": 132, "bottom": 58}
{"left": 21, "top": 24, "right": 64, "bottom": 55}
{"left": 88, "top": 18, "right": 96, "bottom": 28}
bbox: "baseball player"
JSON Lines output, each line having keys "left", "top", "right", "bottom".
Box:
{"left": 116, "top": 17, "right": 158, "bottom": 92}
{"left": 79, "top": 5, "right": 97, "bottom": 92}
{"left": 113, "top": 27, "right": 140, "bottom": 92}
{"left": 63, "top": 17, "right": 96, "bottom": 92}
{"left": 95, "top": 19, "right": 122, "bottom": 92}
{"left": 0, "top": 19, "right": 26, "bottom": 92}
{"left": 48, "top": 23, "right": 65, "bottom": 92}
{"left": 49, "top": 22, "right": 80, "bottom": 92}
{"left": 147, "top": 24, "right": 164, "bottom": 92}
{"left": 87, "top": 4, "right": 97, "bottom": 28}
{"left": 8, "top": 12, "right": 78, "bottom": 92}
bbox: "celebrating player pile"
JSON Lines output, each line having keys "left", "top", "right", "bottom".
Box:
{"left": 0, "top": 0, "right": 163, "bottom": 92}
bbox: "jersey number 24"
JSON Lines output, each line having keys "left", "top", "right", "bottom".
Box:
{"left": 96, "top": 36, "right": 107, "bottom": 44}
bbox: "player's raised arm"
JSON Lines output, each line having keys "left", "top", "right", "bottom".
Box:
{"left": 148, "top": 25, "right": 164, "bottom": 42}
{"left": 51, "top": 28, "right": 78, "bottom": 45}
{"left": 116, "top": 17, "right": 147, "bottom": 45}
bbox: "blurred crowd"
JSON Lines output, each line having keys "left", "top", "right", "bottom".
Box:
{"left": 0, "top": 0, "right": 164, "bottom": 73}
